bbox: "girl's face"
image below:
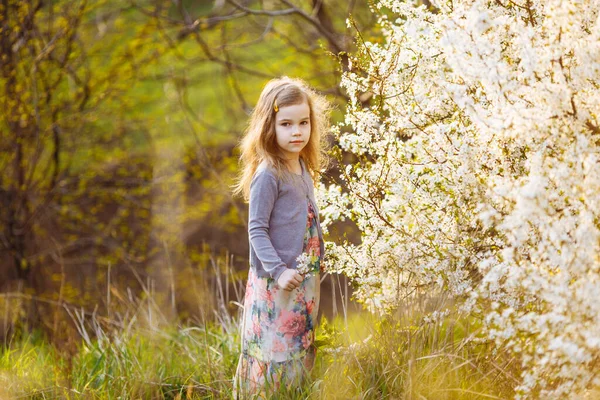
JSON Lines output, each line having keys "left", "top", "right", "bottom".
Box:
{"left": 274, "top": 101, "right": 311, "bottom": 160}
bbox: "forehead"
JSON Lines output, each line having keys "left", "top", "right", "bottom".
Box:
{"left": 275, "top": 102, "right": 310, "bottom": 121}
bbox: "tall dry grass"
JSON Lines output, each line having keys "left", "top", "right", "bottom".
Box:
{"left": 0, "top": 253, "right": 520, "bottom": 399}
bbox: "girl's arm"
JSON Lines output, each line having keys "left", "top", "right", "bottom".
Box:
{"left": 248, "top": 170, "right": 288, "bottom": 281}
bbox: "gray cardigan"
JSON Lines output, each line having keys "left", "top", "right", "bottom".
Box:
{"left": 248, "top": 157, "right": 325, "bottom": 281}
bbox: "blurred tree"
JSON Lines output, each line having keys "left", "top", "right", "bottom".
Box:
{"left": 132, "top": 0, "right": 378, "bottom": 254}
{"left": 137, "top": 0, "right": 376, "bottom": 112}
{"left": 0, "top": 0, "right": 97, "bottom": 284}
{"left": 0, "top": 0, "right": 178, "bottom": 334}
{"left": 0, "top": 0, "right": 379, "bottom": 339}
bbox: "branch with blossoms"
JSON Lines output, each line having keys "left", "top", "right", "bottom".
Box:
{"left": 318, "top": 0, "right": 600, "bottom": 398}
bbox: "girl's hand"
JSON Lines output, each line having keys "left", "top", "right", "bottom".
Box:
{"left": 277, "top": 269, "right": 304, "bottom": 291}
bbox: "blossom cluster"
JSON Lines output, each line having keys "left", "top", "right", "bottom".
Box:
{"left": 318, "top": 0, "right": 600, "bottom": 397}
{"left": 295, "top": 251, "right": 320, "bottom": 277}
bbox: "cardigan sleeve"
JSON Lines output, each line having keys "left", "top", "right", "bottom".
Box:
{"left": 248, "top": 169, "right": 288, "bottom": 281}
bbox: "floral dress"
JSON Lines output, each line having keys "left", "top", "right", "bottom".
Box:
{"left": 233, "top": 202, "right": 323, "bottom": 399}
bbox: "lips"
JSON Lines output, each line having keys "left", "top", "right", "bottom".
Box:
{"left": 290, "top": 141, "right": 303, "bottom": 144}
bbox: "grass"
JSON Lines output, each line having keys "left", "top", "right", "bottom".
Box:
{"left": 0, "top": 288, "right": 520, "bottom": 399}
{"left": 313, "top": 295, "right": 518, "bottom": 400}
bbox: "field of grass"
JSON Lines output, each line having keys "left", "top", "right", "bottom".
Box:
{"left": 0, "top": 288, "right": 519, "bottom": 399}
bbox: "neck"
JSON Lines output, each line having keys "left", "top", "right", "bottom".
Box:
{"left": 283, "top": 155, "right": 302, "bottom": 174}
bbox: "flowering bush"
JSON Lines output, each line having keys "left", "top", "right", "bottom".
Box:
{"left": 317, "top": 0, "right": 600, "bottom": 397}
{"left": 295, "top": 251, "right": 320, "bottom": 277}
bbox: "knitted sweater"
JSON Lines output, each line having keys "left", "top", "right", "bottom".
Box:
{"left": 248, "top": 157, "right": 325, "bottom": 281}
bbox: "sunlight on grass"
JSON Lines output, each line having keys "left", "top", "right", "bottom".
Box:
{"left": 313, "top": 299, "right": 517, "bottom": 400}
{"left": 0, "top": 293, "right": 519, "bottom": 399}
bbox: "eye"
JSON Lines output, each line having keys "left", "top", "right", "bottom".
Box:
{"left": 281, "top": 122, "right": 290, "bottom": 126}
{"left": 301, "top": 121, "right": 309, "bottom": 125}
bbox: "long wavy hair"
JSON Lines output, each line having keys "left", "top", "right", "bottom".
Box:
{"left": 231, "top": 76, "right": 332, "bottom": 202}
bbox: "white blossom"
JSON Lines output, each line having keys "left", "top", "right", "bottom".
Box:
{"left": 319, "top": 0, "right": 600, "bottom": 397}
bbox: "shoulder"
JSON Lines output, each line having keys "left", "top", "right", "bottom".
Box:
{"left": 255, "top": 160, "right": 276, "bottom": 178}
{"left": 251, "top": 162, "right": 278, "bottom": 188}
{"left": 257, "top": 159, "right": 273, "bottom": 173}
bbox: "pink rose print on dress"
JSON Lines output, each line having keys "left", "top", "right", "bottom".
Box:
{"left": 250, "top": 360, "right": 266, "bottom": 382}
{"left": 272, "top": 338, "right": 286, "bottom": 353}
{"left": 259, "top": 287, "right": 273, "bottom": 302}
{"left": 307, "top": 237, "right": 320, "bottom": 255}
{"left": 306, "top": 299, "right": 315, "bottom": 315}
{"left": 301, "top": 331, "right": 313, "bottom": 349}
{"left": 245, "top": 283, "right": 253, "bottom": 301}
{"left": 252, "top": 314, "right": 262, "bottom": 336}
{"left": 252, "top": 321, "right": 261, "bottom": 336}
{"left": 276, "top": 309, "right": 307, "bottom": 339}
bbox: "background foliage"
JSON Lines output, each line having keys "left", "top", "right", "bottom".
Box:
{"left": 0, "top": 0, "right": 377, "bottom": 342}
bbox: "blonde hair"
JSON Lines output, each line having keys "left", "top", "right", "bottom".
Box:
{"left": 231, "top": 76, "right": 332, "bottom": 202}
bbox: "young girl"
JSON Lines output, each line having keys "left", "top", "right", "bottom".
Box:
{"left": 231, "top": 76, "right": 331, "bottom": 398}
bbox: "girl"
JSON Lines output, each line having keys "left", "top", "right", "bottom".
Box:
{"left": 231, "top": 76, "right": 331, "bottom": 398}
